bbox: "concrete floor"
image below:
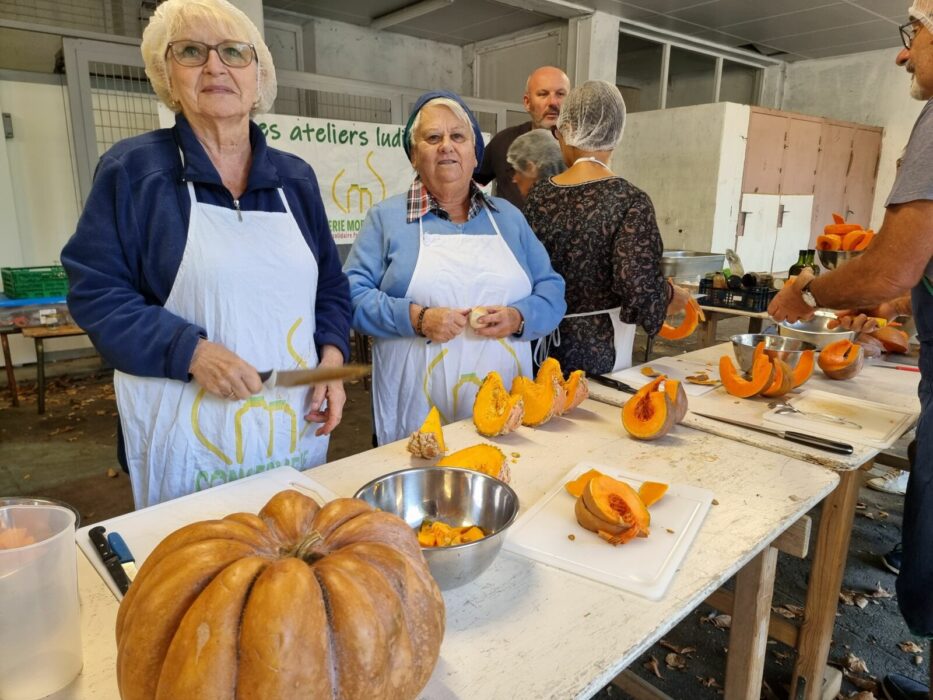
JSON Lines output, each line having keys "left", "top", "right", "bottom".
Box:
{"left": 0, "top": 320, "right": 928, "bottom": 699}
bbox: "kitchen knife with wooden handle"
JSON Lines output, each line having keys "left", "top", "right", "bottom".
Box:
{"left": 258, "top": 364, "right": 372, "bottom": 387}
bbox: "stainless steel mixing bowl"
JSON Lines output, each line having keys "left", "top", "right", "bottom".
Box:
{"left": 731, "top": 333, "right": 817, "bottom": 372}
{"left": 778, "top": 313, "right": 857, "bottom": 350}
{"left": 817, "top": 250, "right": 863, "bottom": 270}
{"left": 354, "top": 467, "right": 519, "bottom": 590}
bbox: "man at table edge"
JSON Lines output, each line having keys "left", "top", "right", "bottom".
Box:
{"left": 769, "top": 4, "right": 933, "bottom": 697}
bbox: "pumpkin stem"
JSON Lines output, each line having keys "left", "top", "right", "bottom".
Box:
{"left": 291, "top": 530, "right": 325, "bottom": 562}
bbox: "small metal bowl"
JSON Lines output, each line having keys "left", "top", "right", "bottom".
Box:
{"left": 354, "top": 467, "right": 519, "bottom": 591}
{"left": 0, "top": 497, "right": 81, "bottom": 529}
{"left": 731, "top": 333, "right": 817, "bottom": 373}
{"left": 817, "top": 250, "right": 863, "bottom": 271}
{"left": 778, "top": 313, "right": 857, "bottom": 350}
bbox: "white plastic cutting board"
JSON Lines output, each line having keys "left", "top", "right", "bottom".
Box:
{"left": 504, "top": 462, "right": 713, "bottom": 601}
{"left": 762, "top": 389, "right": 918, "bottom": 449}
{"left": 75, "top": 467, "right": 340, "bottom": 600}
{"left": 610, "top": 357, "right": 721, "bottom": 397}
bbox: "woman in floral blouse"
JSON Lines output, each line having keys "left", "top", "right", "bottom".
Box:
{"left": 523, "top": 80, "right": 689, "bottom": 375}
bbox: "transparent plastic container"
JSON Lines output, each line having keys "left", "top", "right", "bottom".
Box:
{"left": 0, "top": 505, "right": 82, "bottom": 700}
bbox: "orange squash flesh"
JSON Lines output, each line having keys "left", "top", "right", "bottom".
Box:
{"left": 841, "top": 229, "right": 867, "bottom": 250}
{"left": 751, "top": 340, "right": 766, "bottom": 366}
{"left": 583, "top": 475, "right": 651, "bottom": 535}
{"left": 473, "top": 371, "right": 524, "bottom": 437}
{"left": 621, "top": 377, "right": 675, "bottom": 440}
{"left": 816, "top": 234, "right": 842, "bottom": 251}
{"left": 511, "top": 375, "right": 558, "bottom": 427}
{"left": 831, "top": 212, "right": 846, "bottom": 225}
{"left": 659, "top": 297, "right": 705, "bottom": 341}
{"left": 791, "top": 349, "right": 815, "bottom": 389}
{"left": 760, "top": 358, "right": 794, "bottom": 398}
{"left": 817, "top": 339, "right": 864, "bottom": 380}
{"left": 852, "top": 230, "right": 874, "bottom": 250}
{"left": 564, "top": 468, "right": 605, "bottom": 498}
{"left": 663, "top": 378, "right": 688, "bottom": 423}
{"left": 720, "top": 354, "right": 773, "bottom": 398}
{"left": 823, "top": 223, "right": 862, "bottom": 236}
{"left": 638, "top": 481, "right": 668, "bottom": 507}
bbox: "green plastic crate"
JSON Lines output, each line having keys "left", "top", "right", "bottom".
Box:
{"left": 1, "top": 265, "right": 69, "bottom": 299}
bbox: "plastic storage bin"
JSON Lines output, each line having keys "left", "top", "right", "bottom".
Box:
{"left": 1, "top": 266, "right": 69, "bottom": 299}
{"left": 0, "top": 504, "right": 83, "bottom": 700}
{"left": 699, "top": 278, "right": 776, "bottom": 312}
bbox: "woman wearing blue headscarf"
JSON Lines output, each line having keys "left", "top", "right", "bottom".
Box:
{"left": 343, "top": 91, "right": 566, "bottom": 445}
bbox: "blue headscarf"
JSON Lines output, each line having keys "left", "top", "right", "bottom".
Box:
{"left": 402, "top": 90, "right": 484, "bottom": 174}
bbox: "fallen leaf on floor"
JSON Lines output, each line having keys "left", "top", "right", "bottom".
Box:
{"left": 660, "top": 640, "right": 696, "bottom": 655}
{"left": 96, "top": 410, "right": 107, "bottom": 416}
{"left": 700, "top": 611, "right": 731, "bottom": 629}
{"left": 22, "top": 474, "right": 30, "bottom": 480}
{"left": 643, "top": 655, "right": 662, "bottom": 678}
{"left": 842, "top": 652, "right": 869, "bottom": 675}
{"left": 665, "top": 652, "right": 687, "bottom": 670}
{"left": 48, "top": 425, "right": 76, "bottom": 436}
{"left": 898, "top": 641, "right": 923, "bottom": 654}
{"left": 696, "top": 676, "right": 720, "bottom": 689}
{"left": 106, "top": 468, "right": 118, "bottom": 478}
{"left": 856, "top": 502, "right": 867, "bottom": 510}
{"left": 842, "top": 669, "right": 878, "bottom": 692}
{"left": 867, "top": 583, "right": 893, "bottom": 599}
{"left": 840, "top": 589, "right": 870, "bottom": 608}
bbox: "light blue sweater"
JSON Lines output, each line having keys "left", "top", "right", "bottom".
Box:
{"left": 343, "top": 193, "right": 566, "bottom": 339}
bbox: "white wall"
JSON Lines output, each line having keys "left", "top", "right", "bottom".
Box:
{"left": 309, "top": 17, "right": 462, "bottom": 92}
{"left": 775, "top": 48, "right": 922, "bottom": 229}
{"left": 0, "top": 78, "right": 82, "bottom": 265}
{"left": 614, "top": 102, "right": 749, "bottom": 255}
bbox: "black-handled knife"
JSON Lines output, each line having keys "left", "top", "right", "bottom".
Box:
{"left": 589, "top": 375, "right": 639, "bottom": 395}
{"left": 88, "top": 525, "right": 131, "bottom": 595}
{"left": 691, "top": 412, "right": 854, "bottom": 455}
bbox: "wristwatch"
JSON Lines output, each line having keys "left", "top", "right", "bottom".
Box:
{"left": 800, "top": 280, "right": 819, "bottom": 308}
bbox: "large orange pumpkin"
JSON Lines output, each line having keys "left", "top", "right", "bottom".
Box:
{"left": 115, "top": 491, "right": 445, "bottom": 700}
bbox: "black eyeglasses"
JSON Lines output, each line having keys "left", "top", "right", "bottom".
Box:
{"left": 900, "top": 19, "right": 920, "bottom": 50}
{"left": 167, "top": 40, "right": 256, "bottom": 68}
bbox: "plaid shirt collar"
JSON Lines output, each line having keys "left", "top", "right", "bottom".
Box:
{"left": 405, "top": 177, "right": 498, "bottom": 223}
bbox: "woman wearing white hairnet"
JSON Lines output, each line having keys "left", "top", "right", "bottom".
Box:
{"left": 524, "top": 80, "right": 690, "bottom": 374}
{"left": 61, "top": 0, "right": 351, "bottom": 508}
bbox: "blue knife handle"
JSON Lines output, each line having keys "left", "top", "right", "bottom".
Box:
{"left": 108, "top": 532, "right": 135, "bottom": 563}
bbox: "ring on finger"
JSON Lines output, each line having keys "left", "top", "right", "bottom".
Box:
{"left": 226, "top": 388, "right": 236, "bottom": 399}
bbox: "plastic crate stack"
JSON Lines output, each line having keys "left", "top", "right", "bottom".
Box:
{"left": 1, "top": 266, "right": 69, "bottom": 300}
{"left": 698, "top": 278, "right": 776, "bottom": 313}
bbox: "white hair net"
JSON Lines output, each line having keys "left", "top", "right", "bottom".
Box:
{"left": 555, "top": 80, "right": 626, "bottom": 152}
{"left": 910, "top": 0, "right": 933, "bottom": 33}
{"left": 506, "top": 129, "right": 566, "bottom": 178}
{"left": 141, "top": 0, "right": 277, "bottom": 116}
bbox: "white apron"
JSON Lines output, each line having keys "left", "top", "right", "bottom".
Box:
{"left": 534, "top": 307, "right": 636, "bottom": 373}
{"left": 115, "top": 180, "right": 327, "bottom": 508}
{"left": 372, "top": 206, "right": 532, "bottom": 444}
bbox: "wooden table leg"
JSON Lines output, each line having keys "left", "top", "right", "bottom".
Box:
{"left": 701, "top": 312, "right": 720, "bottom": 347}
{"left": 1, "top": 332, "right": 18, "bottom": 407}
{"left": 789, "top": 469, "right": 862, "bottom": 700}
{"left": 725, "top": 545, "right": 779, "bottom": 700}
{"left": 34, "top": 336, "right": 45, "bottom": 415}
{"left": 748, "top": 317, "right": 765, "bottom": 334}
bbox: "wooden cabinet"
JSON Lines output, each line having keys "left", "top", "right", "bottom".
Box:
{"left": 736, "top": 107, "right": 882, "bottom": 273}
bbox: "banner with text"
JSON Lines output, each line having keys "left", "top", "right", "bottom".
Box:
{"left": 159, "top": 107, "right": 489, "bottom": 246}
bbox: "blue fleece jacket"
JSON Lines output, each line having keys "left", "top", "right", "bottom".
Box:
{"left": 342, "top": 193, "right": 566, "bottom": 338}
{"left": 61, "top": 114, "right": 351, "bottom": 380}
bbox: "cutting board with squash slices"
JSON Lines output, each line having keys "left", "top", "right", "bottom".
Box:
{"left": 503, "top": 462, "right": 713, "bottom": 600}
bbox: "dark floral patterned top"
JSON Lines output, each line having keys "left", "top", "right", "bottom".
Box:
{"left": 523, "top": 176, "right": 670, "bottom": 375}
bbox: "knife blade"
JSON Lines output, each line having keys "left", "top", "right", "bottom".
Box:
{"left": 589, "top": 375, "right": 638, "bottom": 395}
{"left": 691, "top": 412, "right": 854, "bottom": 455}
{"left": 107, "top": 531, "right": 138, "bottom": 581}
{"left": 258, "top": 364, "right": 372, "bottom": 387}
{"left": 88, "top": 526, "right": 131, "bottom": 595}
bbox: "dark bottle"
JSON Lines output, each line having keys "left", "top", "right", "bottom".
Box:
{"left": 788, "top": 250, "right": 808, "bottom": 277}
{"left": 805, "top": 249, "right": 821, "bottom": 276}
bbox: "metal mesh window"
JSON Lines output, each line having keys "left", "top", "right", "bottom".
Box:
{"left": 0, "top": 0, "right": 107, "bottom": 33}
{"left": 89, "top": 61, "right": 158, "bottom": 155}
{"left": 279, "top": 89, "right": 392, "bottom": 124}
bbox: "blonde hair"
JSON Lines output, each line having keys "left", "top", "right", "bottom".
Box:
{"left": 140, "top": 0, "right": 277, "bottom": 115}
{"left": 408, "top": 98, "right": 475, "bottom": 152}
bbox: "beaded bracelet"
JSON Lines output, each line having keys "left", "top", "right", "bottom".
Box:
{"left": 416, "top": 306, "right": 429, "bottom": 336}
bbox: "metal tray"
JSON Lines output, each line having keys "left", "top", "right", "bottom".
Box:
{"left": 661, "top": 250, "right": 725, "bottom": 281}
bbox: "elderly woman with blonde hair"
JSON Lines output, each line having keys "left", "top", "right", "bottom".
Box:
{"left": 61, "top": 0, "right": 352, "bottom": 508}
{"left": 343, "top": 90, "right": 565, "bottom": 445}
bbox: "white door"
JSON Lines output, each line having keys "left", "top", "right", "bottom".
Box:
{"left": 735, "top": 193, "right": 780, "bottom": 274}
{"left": 773, "top": 195, "right": 814, "bottom": 273}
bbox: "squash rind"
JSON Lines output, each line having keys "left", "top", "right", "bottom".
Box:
{"left": 406, "top": 406, "right": 446, "bottom": 459}
{"left": 720, "top": 354, "right": 773, "bottom": 398}
{"left": 817, "top": 339, "right": 864, "bottom": 380}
